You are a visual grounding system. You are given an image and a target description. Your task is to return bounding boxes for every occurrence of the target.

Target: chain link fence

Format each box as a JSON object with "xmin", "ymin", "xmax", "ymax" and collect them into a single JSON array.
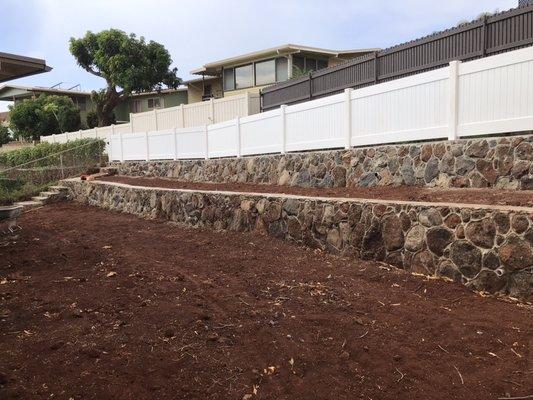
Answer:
[{"xmin": 0, "ymin": 139, "xmax": 105, "ymax": 205}]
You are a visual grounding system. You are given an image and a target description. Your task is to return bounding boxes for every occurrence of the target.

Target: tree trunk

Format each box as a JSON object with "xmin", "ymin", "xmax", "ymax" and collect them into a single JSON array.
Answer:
[{"xmin": 96, "ymin": 86, "xmax": 125, "ymax": 127}]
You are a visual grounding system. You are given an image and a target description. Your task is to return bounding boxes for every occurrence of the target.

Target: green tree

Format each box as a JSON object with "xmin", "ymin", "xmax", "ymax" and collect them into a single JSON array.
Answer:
[
  {"xmin": 0, "ymin": 125, "xmax": 10, "ymax": 146},
  {"xmin": 69, "ymin": 29, "xmax": 181, "ymax": 126},
  {"xmin": 9, "ymin": 95, "xmax": 81, "ymax": 141}
]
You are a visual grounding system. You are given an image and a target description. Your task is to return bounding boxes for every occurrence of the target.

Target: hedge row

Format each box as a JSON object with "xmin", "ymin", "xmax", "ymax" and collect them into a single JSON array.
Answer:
[{"xmin": 0, "ymin": 139, "xmax": 106, "ymax": 168}]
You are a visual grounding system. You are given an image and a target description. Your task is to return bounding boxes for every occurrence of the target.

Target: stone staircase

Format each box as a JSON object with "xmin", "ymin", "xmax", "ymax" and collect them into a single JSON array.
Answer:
[{"xmin": 13, "ymin": 185, "xmax": 69, "ymax": 211}]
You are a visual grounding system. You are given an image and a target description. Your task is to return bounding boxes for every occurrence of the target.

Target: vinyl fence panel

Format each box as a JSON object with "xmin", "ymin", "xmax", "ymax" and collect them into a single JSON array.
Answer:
[{"xmin": 239, "ymin": 109, "xmax": 283, "ymax": 156}]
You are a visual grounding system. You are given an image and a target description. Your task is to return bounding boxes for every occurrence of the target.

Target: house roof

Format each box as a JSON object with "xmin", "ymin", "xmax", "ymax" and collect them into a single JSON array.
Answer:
[
  {"xmin": 0, "ymin": 52, "xmax": 52, "ymax": 83},
  {"xmin": 190, "ymin": 44, "xmax": 380, "ymax": 75},
  {"xmin": 0, "ymin": 84, "xmax": 91, "ymax": 101},
  {"xmin": 0, "ymin": 84, "xmax": 187, "ymax": 102}
]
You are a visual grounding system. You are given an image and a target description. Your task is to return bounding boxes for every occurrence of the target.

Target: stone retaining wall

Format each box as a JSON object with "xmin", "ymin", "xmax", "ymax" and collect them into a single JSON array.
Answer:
[
  {"xmin": 64, "ymin": 179, "xmax": 533, "ymax": 301},
  {"xmin": 110, "ymin": 134, "xmax": 533, "ymax": 190}
]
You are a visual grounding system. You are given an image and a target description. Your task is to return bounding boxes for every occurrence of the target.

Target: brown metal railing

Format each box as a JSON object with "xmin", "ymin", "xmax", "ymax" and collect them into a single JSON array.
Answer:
[{"xmin": 261, "ymin": 4, "xmax": 533, "ymax": 110}]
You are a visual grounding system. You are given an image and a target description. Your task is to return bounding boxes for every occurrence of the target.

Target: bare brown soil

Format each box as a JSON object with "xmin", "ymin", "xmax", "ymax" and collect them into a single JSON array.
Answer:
[
  {"xmin": 0, "ymin": 203, "xmax": 532, "ymax": 400},
  {"xmin": 98, "ymin": 175, "xmax": 533, "ymax": 207}
]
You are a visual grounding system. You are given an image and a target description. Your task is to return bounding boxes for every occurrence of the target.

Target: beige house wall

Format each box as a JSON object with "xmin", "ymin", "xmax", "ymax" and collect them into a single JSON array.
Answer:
[{"xmin": 187, "ymin": 79, "xmax": 223, "ymax": 104}]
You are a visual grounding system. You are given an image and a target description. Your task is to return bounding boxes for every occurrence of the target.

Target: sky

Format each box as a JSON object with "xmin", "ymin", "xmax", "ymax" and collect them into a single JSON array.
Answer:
[{"xmin": 0, "ymin": 0, "xmax": 518, "ymax": 112}]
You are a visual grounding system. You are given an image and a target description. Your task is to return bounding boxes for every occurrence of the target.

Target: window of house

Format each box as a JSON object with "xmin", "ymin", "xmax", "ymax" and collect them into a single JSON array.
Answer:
[
  {"xmin": 291, "ymin": 56, "xmax": 329, "ymax": 75},
  {"xmin": 223, "ymin": 68, "xmax": 235, "ymax": 91},
  {"xmin": 147, "ymin": 98, "xmax": 162, "ymax": 109},
  {"xmin": 255, "ymin": 59, "xmax": 276, "ymax": 86},
  {"xmin": 293, "ymin": 55, "xmax": 305, "ymax": 72},
  {"xmin": 235, "ymin": 64, "xmax": 253, "ymax": 89},
  {"xmin": 130, "ymin": 100, "xmax": 142, "ymax": 113},
  {"xmin": 77, "ymin": 97, "xmax": 87, "ymax": 111},
  {"xmin": 275, "ymin": 57, "xmax": 288, "ymax": 82},
  {"xmin": 317, "ymin": 59, "xmax": 328, "ymax": 70}
]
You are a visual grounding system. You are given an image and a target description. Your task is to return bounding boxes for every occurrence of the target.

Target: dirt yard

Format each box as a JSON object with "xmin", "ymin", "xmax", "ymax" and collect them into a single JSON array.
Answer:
[
  {"xmin": 98, "ymin": 175, "xmax": 533, "ymax": 207},
  {"xmin": 0, "ymin": 203, "xmax": 531, "ymax": 400}
]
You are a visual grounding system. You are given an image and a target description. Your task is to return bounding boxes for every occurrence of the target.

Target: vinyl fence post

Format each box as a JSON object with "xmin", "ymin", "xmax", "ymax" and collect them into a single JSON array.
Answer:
[
  {"xmin": 111, "ymin": 124, "xmax": 115, "ymax": 143},
  {"xmin": 180, "ymin": 104, "xmax": 185, "ymax": 128},
  {"xmin": 210, "ymin": 98, "xmax": 215, "ymax": 124},
  {"xmin": 79, "ymin": 129, "xmax": 83, "ymax": 140},
  {"xmin": 173, "ymin": 127, "xmax": 178, "ymax": 161},
  {"xmin": 236, "ymin": 116, "xmax": 241, "ymax": 158},
  {"xmin": 65, "ymin": 131, "xmax": 69, "ymax": 142},
  {"xmin": 145, "ymin": 131, "xmax": 150, "ymax": 161},
  {"xmin": 245, "ymin": 91, "xmax": 250, "ymax": 116},
  {"xmin": 94, "ymin": 127, "xmax": 98, "ymax": 139},
  {"xmin": 153, "ymin": 109, "xmax": 158, "ymax": 131},
  {"xmin": 119, "ymin": 131, "xmax": 124, "ymax": 162},
  {"xmin": 129, "ymin": 114, "xmax": 134, "ymax": 133},
  {"xmin": 280, "ymin": 104, "xmax": 287, "ymax": 154},
  {"xmin": 448, "ymin": 60, "xmax": 460, "ymax": 141},
  {"xmin": 204, "ymin": 124, "xmax": 209, "ymax": 160},
  {"xmin": 52, "ymin": 134, "xmax": 56, "ymax": 143},
  {"xmin": 344, "ymin": 88, "xmax": 353, "ymax": 149}
]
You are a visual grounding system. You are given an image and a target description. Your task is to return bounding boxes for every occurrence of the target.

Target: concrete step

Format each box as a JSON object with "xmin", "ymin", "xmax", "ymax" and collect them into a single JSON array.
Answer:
[
  {"xmin": 40, "ymin": 191, "xmax": 60, "ymax": 197},
  {"xmin": 14, "ymin": 200, "xmax": 43, "ymax": 210},
  {"xmin": 31, "ymin": 196, "xmax": 50, "ymax": 203}
]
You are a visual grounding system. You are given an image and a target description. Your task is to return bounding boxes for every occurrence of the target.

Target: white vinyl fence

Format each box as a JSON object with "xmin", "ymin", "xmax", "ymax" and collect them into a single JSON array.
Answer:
[
  {"xmin": 48, "ymin": 46, "xmax": 533, "ymax": 162},
  {"xmin": 110, "ymin": 46, "xmax": 533, "ymax": 162},
  {"xmin": 42, "ymin": 92, "xmax": 260, "ymax": 144}
]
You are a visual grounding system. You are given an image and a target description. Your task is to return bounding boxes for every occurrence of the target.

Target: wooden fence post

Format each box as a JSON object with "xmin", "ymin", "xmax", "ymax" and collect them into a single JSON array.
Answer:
[
  {"xmin": 344, "ymin": 88, "xmax": 353, "ymax": 149},
  {"xmin": 308, "ymin": 73, "xmax": 313, "ymax": 100},
  {"xmin": 280, "ymin": 104, "xmax": 287, "ymax": 154},
  {"xmin": 448, "ymin": 60, "xmax": 460, "ymax": 141}
]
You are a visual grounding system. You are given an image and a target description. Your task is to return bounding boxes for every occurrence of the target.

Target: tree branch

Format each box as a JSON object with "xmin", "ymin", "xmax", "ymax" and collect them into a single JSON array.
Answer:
[{"xmin": 86, "ymin": 67, "xmax": 103, "ymax": 78}]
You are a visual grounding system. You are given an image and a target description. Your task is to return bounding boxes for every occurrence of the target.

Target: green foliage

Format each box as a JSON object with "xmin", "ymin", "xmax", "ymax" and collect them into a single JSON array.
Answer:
[
  {"xmin": 0, "ymin": 178, "xmax": 49, "ymax": 206},
  {"xmin": 69, "ymin": 29, "xmax": 181, "ymax": 125},
  {"xmin": 86, "ymin": 110, "xmax": 99, "ymax": 128},
  {"xmin": 0, "ymin": 125, "xmax": 10, "ymax": 146},
  {"xmin": 292, "ymin": 66, "xmax": 314, "ymax": 79},
  {"xmin": 0, "ymin": 138, "xmax": 105, "ymax": 168},
  {"xmin": 9, "ymin": 95, "xmax": 82, "ymax": 140}
]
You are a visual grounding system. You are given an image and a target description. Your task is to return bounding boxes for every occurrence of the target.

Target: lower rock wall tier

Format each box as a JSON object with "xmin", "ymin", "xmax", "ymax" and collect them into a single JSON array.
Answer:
[{"xmin": 64, "ymin": 179, "xmax": 533, "ymax": 302}]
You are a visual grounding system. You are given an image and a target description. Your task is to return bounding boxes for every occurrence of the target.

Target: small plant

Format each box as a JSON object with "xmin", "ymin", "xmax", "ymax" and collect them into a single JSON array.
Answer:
[{"xmin": 292, "ymin": 66, "xmax": 314, "ymax": 79}]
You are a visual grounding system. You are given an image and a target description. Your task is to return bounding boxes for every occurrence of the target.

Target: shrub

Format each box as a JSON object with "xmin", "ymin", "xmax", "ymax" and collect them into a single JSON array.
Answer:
[
  {"xmin": 0, "ymin": 125, "xmax": 10, "ymax": 146},
  {"xmin": 86, "ymin": 110, "xmax": 99, "ymax": 128},
  {"xmin": 9, "ymin": 94, "xmax": 82, "ymax": 141}
]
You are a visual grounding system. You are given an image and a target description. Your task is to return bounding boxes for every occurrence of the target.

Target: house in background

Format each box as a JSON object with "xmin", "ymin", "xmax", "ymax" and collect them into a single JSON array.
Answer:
[
  {"xmin": 0, "ymin": 84, "xmax": 188, "ymax": 125},
  {"xmin": 113, "ymin": 88, "xmax": 188, "ymax": 122},
  {"xmin": 186, "ymin": 44, "xmax": 379, "ymax": 102}
]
